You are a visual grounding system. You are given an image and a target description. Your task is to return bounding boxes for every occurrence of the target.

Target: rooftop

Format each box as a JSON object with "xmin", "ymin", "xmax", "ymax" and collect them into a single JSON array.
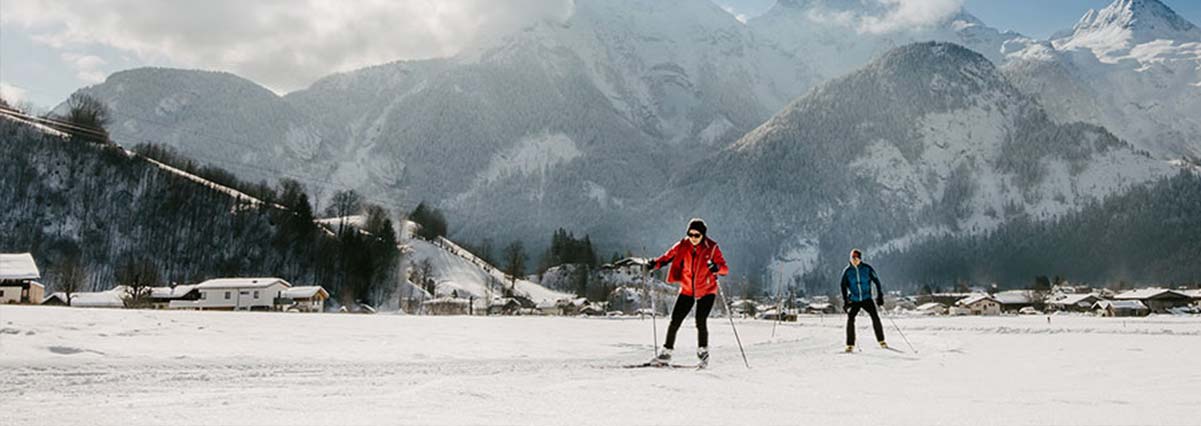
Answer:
[{"xmin": 0, "ymin": 253, "xmax": 40, "ymax": 281}]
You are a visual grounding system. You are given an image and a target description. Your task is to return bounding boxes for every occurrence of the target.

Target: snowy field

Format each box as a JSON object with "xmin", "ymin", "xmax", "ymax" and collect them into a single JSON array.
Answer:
[{"xmin": 1, "ymin": 306, "xmax": 1198, "ymax": 426}]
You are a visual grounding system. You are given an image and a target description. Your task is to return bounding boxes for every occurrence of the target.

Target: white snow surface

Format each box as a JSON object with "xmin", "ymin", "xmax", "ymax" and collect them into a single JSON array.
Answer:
[
  {"xmin": 1, "ymin": 306, "xmax": 1199, "ymax": 425},
  {"xmin": 405, "ymin": 236, "xmax": 571, "ymax": 305}
]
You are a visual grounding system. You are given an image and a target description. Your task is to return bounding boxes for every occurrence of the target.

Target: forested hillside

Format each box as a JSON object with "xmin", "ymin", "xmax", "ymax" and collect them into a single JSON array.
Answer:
[
  {"xmin": 0, "ymin": 119, "xmax": 399, "ymax": 307},
  {"xmin": 873, "ymin": 171, "xmax": 1201, "ymax": 290}
]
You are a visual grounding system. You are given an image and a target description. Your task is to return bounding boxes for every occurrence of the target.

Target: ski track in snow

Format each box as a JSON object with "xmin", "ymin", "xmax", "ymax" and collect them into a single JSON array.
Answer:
[{"xmin": 1, "ymin": 306, "xmax": 1198, "ymax": 426}]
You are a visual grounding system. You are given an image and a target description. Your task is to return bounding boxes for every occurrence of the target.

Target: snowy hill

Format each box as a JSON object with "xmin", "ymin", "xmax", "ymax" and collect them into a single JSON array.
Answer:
[
  {"xmin": 1003, "ymin": 0, "xmax": 1201, "ymax": 160},
  {"xmin": 401, "ymin": 222, "xmax": 571, "ymax": 305},
  {"xmin": 652, "ymin": 42, "xmax": 1178, "ymax": 285}
]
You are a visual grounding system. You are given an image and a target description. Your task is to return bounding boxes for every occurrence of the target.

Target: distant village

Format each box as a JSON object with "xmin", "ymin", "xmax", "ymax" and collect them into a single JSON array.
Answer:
[{"xmin": 4, "ymin": 252, "xmax": 1199, "ymax": 318}]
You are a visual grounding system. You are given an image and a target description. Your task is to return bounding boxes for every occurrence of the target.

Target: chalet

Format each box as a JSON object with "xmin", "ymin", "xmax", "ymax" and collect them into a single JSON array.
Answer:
[
  {"xmin": 279, "ymin": 286, "xmax": 329, "ymax": 312},
  {"xmin": 1113, "ymin": 289, "xmax": 1193, "ymax": 313},
  {"xmin": 0, "ymin": 253, "xmax": 44, "ymax": 305},
  {"xmin": 148, "ymin": 285, "xmax": 200, "ymax": 309},
  {"xmin": 954, "ymin": 294, "xmax": 1001, "ymax": 316},
  {"xmin": 1093, "ymin": 300, "xmax": 1149, "ymax": 317},
  {"xmin": 171, "ymin": 278, "xmax": 292, "ymax": 311},
  {"xmin": 993, "ymin": 290, "xmax": 1039, "ymax": 313},
  {"xmin": 1047, "ymin": 294, "xmax": 1103, "ymax": 312}
]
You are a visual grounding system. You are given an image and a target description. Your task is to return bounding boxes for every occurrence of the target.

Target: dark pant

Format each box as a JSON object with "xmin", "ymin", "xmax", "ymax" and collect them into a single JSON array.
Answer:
[
  {"xmin": 664, "ymin": 293, "xmax": 716, "ymax": 349},
  {"xmin": 846, "ymin": 300, "xmax": 885, "ymax": 346}
]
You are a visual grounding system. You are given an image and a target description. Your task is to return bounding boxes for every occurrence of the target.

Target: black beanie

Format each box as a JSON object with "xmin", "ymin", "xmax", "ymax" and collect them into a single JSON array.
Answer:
[{"xmin": 687, "ymin": 218, "xmax": 707, "ymax": 236}]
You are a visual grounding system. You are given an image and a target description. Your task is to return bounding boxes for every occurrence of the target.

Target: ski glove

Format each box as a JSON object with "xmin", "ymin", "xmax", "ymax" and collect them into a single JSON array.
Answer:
[
  {"xmin": 876, "ymin": 298, "xmax": 885, "ymax": 307},
  {"xmin": 644, "ymin": 260, "xmax": 658, "ymax": 271},
  {"xmin": 842, "ymin": 302, "xmax": 850, "ymax": 313},
  {"xmin": 707, "ymin": 260, "xmax": 720, "ymax": 273}
]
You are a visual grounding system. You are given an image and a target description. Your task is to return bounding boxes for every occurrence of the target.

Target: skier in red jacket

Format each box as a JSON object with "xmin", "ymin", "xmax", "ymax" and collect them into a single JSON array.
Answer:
[{"xmin": 645, "ymin": 218, "xmax": 729, "ymax": 367}]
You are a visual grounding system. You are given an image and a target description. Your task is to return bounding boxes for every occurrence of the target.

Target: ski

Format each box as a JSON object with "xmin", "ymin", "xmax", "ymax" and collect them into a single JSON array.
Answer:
[{"xmin": 622, "ymin": 362, "xmax": 701, "ymax": 369}]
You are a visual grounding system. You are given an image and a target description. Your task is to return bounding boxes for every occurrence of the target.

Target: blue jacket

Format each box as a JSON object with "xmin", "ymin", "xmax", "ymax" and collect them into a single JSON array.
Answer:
[{"xmin": 841, "ymin": 262, "xmax": 882, "ymax": 303}]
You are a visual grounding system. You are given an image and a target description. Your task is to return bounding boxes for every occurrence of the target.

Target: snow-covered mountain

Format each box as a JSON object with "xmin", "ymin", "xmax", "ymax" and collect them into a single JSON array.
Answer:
[
  {"xmin": 649, "ymin": 42, "xmax": 1177, "ymax": 283},
  {"xmin": 51, "ymin": 0, "xmax": 1197, "ymax": 286},
  {"xmin": 1003, "ymin": 0, "xmax": 1201, "ymax": 160}
]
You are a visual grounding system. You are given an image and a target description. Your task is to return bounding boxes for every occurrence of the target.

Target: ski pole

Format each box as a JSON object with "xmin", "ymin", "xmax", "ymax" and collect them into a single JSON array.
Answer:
[
  {"xmin": 882, "ymin": 307, "xmax": 917, "ymax": 354},
  {"xmin": 643, "ymin": 249, "xmax": 658, "ymax": 358},
  {"xmin": 716, "ymin": 277, "xmax": 750, "ymax": 369}
]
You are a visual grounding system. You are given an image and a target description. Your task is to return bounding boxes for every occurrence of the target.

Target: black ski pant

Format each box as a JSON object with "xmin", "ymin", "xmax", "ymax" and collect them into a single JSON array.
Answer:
[
  {"xmin": 664, "ymin": 293, "xmax": 716, "ymax": 350},
  {"xmin": 846, "ymin": 300, "xmax": 885, "ymax": 346}
]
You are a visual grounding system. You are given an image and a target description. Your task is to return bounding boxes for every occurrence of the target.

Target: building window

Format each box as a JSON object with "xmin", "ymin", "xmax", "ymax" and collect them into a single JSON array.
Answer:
[
  {"xmin": 225, "ymin": 291, "xmax": 231, "ymax": 300},
  {"xmin": 200, "ymin": 292, "xmax": 206, "ymax": 300},
  {"xmin": 0, "ymin": 290, "xmax": 4, "ymax": 297},
  {"xmin": 253, "ymin": 291, "xmax": 259, "ymax": 299}
]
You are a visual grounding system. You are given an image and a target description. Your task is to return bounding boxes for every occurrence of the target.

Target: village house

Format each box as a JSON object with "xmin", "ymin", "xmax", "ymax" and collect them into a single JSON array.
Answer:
[
  {"xmin": 954, "ymin": 294, "xmax": 1001, "ymax": 316},
  {"xmin": 148, "ymin": 285, "xmax": 201, "ymax": 309},
  {"xmin": 170, "ymin": 278, "xmax": 293, "ymax": 311},
  {"xmin": 1093, "ymin": 300, "xmax": 1150, "ymax": 317},
  {"xmin": 1113, "ymin": 289, "xmax": 1193, "ymax": 313},
  {"xmin": 42, "ymin": 287, "xmax": 127, "ymax": 308},
  {"xmin": 279, "ymin": 286, "xmax": 329, "ymax": 312},
  {"xmin": 0, "ymin": 253, "xmax": 44, "ymax": 305},
  {"xmin": 1047, "ymin": 293, "xmax": 1103, "ymax": 312},
  {"xmin": 993, "ymin": 290, "xmax": 1040, "ymax": 313}
]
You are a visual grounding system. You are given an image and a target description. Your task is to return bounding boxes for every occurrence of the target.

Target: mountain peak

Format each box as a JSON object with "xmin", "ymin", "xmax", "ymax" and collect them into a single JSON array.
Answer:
[{"xmin": 1059, "ymin": 0, "xmax": 1201, "ymax": 51}]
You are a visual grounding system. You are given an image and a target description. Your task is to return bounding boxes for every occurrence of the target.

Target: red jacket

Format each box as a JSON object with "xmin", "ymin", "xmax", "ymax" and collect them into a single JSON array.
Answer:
[{"xmin": 654, "ymin": 237, "xmax": 729, "ymax": 297}]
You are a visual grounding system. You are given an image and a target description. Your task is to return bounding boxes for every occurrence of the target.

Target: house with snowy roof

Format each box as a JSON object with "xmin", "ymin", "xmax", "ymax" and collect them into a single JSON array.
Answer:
[
  {"xmin": 42, "ymin": 287, "xmax": 126, "ymax": 308},
  {"xmin": 1093, "ymin": 300, "xmax": 1150, "ymax": 317},
  {"xmin": 1113, "ymin": 289, "xmax": 1192, "ymax": 313},
  {"xmin": 953, "ymin": 294, "xmax": 1001, "ymax": 316},
  {"xmin": 1047, "ymin": 293, "xmax": 1103, "ymax": 312},
  {"xmin": 279, "ymin": 286, "xmax": 329, "ymax": 312},
  {"xmin": 0, "ymin": 253, "xmax": 44, "ymax": 305},
  {"xmin": 169, "ymin": 278, "xmax": 293, "ymax": 311},
  {"xmin": 148, "ymin": 285, "xmax": 201, "ymax": 309},
  {"xmin": 993, "ymin": 290, "xmax": 1040, "ymax": 313}
]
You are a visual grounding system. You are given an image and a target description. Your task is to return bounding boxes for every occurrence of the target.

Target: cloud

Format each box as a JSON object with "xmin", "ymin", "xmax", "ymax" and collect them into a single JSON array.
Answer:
[
  {"xmin": 0, "ymin": 81, "xmax": 28, "ymax": 104},
  {"xmin": 61, "ymin": 52, "xmax": 109, "ymax": 83},
  {"xmin": 806, "ymin": 0, "xmax": 964, "ymax": 34},
  {"xmin": 2, "ymin": 0, "xmax": 575, "ymax": 93}
]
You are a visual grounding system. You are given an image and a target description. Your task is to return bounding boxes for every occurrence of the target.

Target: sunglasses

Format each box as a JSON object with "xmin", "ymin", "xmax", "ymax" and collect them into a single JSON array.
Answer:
[{"xmin": 687, "ymin": 232, "xmax": 702, "ymax": 238}]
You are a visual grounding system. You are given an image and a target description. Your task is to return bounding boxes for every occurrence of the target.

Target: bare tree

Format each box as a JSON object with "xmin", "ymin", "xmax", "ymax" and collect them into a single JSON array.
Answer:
[
  {"xmin": 325, "ymin": 190, "xmax": 364, "ymax": 236},
  {"xmin": 502, "ymin": 241, "xmax": 527, "ymax": 293},
  {"xmin": 57, "ymin": 256, "xmax": 87, "ymax": 306},
  {"xmin": 62, "ymin": 93, "xmax": 111, "ymax": 143},
  {"xmin": 115, "ymin": 257, "xmax": 160, "ymax": 308}
]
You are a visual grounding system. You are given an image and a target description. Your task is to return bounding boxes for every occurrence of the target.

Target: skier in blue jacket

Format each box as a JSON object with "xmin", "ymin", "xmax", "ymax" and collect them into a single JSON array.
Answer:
[{"xmin": 840, "ymin": 249, "xmax": 887, "ymax": 352}]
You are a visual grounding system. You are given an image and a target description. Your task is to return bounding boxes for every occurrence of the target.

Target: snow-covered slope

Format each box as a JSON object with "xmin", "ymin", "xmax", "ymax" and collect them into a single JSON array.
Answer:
[
  {"xmin": 401, "ymin": 222, "xmax": 571, "ymax": 305},
  {"xmin": 1003, "ymin": 0, "xmax": 1201, "ymax": 160}
]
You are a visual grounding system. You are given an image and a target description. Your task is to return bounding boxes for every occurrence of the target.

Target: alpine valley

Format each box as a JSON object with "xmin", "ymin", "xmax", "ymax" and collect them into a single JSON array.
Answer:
[{"xmin": 46, "ymin": 0, "xmax": 1201, "ymax": 291}]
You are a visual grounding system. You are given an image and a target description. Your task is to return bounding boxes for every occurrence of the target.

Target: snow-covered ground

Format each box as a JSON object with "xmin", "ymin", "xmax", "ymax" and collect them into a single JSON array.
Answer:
[{"xmin": 2, "ymin": 306, "xmax": 1198, "ymax": 426}]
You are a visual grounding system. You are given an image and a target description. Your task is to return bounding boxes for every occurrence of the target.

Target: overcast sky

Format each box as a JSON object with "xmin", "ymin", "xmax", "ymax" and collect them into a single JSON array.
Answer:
[{"xmin": 2, "ymin": 0, "xmax": 1199, "ymax": 110}]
